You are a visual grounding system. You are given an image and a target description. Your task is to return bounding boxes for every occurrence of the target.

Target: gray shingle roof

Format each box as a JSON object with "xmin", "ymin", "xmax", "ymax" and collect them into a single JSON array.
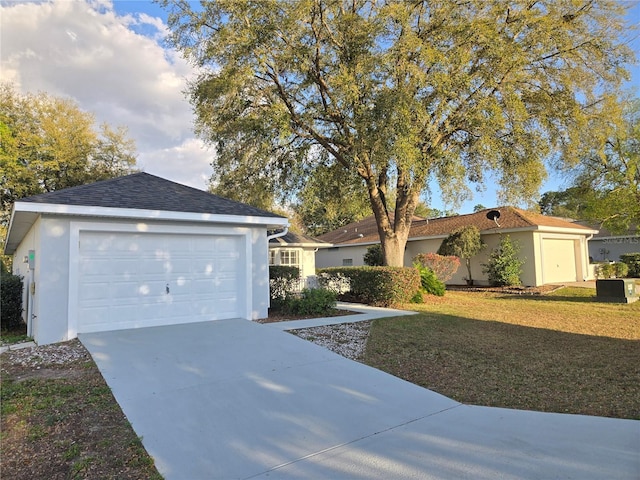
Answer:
[
  {"xmin": 18, "ymin": 172, "xmax": 284, "ymax": 218},
  {"xmin": 269, "ymin": 231, "xmax": 329, "ymax": 246}
]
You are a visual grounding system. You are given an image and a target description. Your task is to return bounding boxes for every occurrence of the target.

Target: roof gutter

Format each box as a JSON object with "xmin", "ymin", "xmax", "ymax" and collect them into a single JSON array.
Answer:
[{"xmin": 267, "ymin": 227, "xmax": 289, "ymax": 241}]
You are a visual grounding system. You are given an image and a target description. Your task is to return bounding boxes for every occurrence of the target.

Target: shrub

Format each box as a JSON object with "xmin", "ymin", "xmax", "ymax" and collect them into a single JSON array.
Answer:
[
  {"xmin": 287, "ymin": 288, "xmax": 337, "ymax": 315},
  {"xmin": 620, "ymin": 253, "xmax": 640, "ymax": 277},
  {"xmin": 482, "ymin": 235, "xmax": 525, "ymax": 286},
  {"xmin": 415, "ymin": 264, "xmax": 445, "ymax": 296},
  {"xmin": 595, "ymin": 263, "xmax": 614, "ymax": 279},
  {"xmin": 318, "ymin": 266, "xmax": 421, "ymax": 307},
  {"xmin": 438, "ymin": 226, "xmax": 485, "ymax": 284},
  {"xmin": 614, "ymin": 262, "xmax": 629, "ymax": 278},
  {"xmin": 363, "ymin": 244, "xmax": 384, "ymax": 266},
  {"xmin": 269, "ymin": 265, "xmax": 300, "ymax": 309},
  {"xmin": 1, "ymin": 271, "xmax": 24, "ymax": 331},
  {"xmin": 413, "ymin": 252, "xmax": 460, "ymax": 282},
  {"xmin": 595, "ymin": 262, "xmax": 630, "ymax": 279}
]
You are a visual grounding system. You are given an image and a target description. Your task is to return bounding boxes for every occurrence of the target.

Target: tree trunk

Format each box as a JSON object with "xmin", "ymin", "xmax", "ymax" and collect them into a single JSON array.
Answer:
[
  {"xmin": 359, "ymin": 163, "xmax": 419, "ymax": 267},
  {"xmin": 381, "ymin": 233, "xmax": 408, "ymax": 267},
  {"xmin": 465, "ymin": 258, "xmax": 473, "ymax": 283}
]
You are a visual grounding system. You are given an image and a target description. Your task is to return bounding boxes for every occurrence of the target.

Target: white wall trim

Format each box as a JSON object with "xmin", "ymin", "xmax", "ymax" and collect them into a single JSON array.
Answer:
[
  {"xmin": 14, "ymin": 201, "xmax": 288, "ymax": 228},
  {"xmin": 67, "ymin": 220, "xmax": 254, "ymax": 339}
]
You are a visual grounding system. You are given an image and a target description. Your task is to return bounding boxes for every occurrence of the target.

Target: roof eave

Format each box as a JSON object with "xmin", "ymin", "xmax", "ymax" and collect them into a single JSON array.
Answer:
[{"xmin": 4, "ymin": 202, "xmax": 289, "ymax": 255}]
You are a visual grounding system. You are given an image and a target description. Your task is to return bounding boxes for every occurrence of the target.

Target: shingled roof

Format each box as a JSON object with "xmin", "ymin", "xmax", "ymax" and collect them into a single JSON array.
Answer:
[
  {"xmin": 318, "ymin": 207, "xmax": 597, "ymax": 246},
  {"xmin": 18, "ymin": 172, "xmax": 284, "ymax": 218},
  {"xmin": 269, "ymin": 231, "xmax": 329, "ymax": 246}
]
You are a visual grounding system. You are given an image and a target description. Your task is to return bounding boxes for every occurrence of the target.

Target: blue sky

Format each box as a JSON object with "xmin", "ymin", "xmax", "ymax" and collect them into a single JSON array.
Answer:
[{"xmin": 2, "ymin": 0, "xmax": 639, "ymax": 215}]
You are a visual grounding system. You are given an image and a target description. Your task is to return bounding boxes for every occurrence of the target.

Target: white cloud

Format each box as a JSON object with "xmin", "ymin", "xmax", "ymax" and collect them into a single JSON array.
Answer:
[
  {"xmin": 0, "ymin": 0, "xmax": 210, "ymax": 190},
  {"xmin": 138, "ymin": 138, "xmax": 214, "ymax": 191}
]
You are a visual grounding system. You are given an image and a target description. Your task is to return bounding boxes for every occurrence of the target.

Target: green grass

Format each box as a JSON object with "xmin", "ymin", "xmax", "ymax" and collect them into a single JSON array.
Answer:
[
  {"xmin": 363, "ymin": 287, "xmax": 639, "ymax": 419},
  {"xmin": 1, "ymin": 340, "xmax": 163, "ymax": 479}
]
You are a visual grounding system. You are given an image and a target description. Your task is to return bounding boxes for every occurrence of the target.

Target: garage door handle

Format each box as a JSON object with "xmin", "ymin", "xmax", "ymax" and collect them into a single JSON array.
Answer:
[{"xmin": 166, "ymin": 284, "xmax": 170, "ymax": 294}]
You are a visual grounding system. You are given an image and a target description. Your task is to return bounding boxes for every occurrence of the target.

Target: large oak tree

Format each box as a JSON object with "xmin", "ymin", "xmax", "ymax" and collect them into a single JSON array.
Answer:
[{"xmin": 161, "ymin": 0, "xmax": 633, "ymax": 265}]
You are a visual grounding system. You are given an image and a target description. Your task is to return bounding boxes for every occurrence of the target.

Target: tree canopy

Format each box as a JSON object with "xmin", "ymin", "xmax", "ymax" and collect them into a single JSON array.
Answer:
[
  {"xmin": 162, "ymin": 0, "xmax": 633, "ymax": 265},
  {"xmin": 0, "ymin": 84, "xmax": 138, "ymax": 223},
  {"xmin": 540, "ymin": 98, "xmax": 640, "ymax": 234}
]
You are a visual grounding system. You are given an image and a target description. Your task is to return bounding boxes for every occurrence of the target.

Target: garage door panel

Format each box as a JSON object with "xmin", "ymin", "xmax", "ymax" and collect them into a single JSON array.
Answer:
[
  {"xmin": 542, "ymin": 239, "xmax": 577, "ymax": 284},
  {"xmin": 77, "ymin": 232, "xmax": 243, "ymax": 333}
]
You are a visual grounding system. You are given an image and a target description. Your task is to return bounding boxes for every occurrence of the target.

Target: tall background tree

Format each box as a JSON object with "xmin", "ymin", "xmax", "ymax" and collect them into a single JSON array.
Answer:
[
  {"xmin": 539, "ymin": 98, "xmax": 640, "ymax": 233},
  {"xmin": 162, "ymin": 0, "xmax": 633, "ymax": 265},
  {"xmin": 0, "ymin": 84, "xmax": 138, "ymax": 230}
]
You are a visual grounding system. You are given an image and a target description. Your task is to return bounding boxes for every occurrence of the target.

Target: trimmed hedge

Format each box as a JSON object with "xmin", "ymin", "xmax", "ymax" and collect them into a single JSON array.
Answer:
[
  {"xmin": 1, "ymin": 271, "xmax": 24, "ymax": 331},
  {"xmin": 620, "ymin": 253, "xmax": 640, "ymax": 278},
  {"xmin": 318, "ymin": 266, "xmax": 421, "ymax": 307}
]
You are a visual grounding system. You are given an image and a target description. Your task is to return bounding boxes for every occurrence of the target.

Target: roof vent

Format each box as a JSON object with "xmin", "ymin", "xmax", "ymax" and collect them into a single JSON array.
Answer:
[
  {"xmin": 358, "ymin": 234, "xmax": 364, "ymax": 238},
  {"xmin": 486, "ymin": 209, "xmax": 501, "ymax": 227}
]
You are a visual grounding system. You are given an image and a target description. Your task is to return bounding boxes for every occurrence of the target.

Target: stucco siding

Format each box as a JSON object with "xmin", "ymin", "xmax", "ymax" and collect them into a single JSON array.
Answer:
[
  {"xmin": 588, "ymin": 236, "xmax": 640, "ymax": 262},
  {"xmin": 12, "ymin": 215, "xmax": 271, "ymax": 344},
  {"xmin": 316, "ymin": 245, "xmax": 370, "ymax": 268},
  {"xmin": 250, "ymin": 229, "xmax": 269, "ymax": 320}
]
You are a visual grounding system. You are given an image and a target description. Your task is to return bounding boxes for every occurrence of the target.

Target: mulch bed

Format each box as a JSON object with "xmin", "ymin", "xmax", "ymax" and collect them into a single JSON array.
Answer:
[{"xmin": 255, "ymin": 308, "xmax": 359, "ymax": 324}]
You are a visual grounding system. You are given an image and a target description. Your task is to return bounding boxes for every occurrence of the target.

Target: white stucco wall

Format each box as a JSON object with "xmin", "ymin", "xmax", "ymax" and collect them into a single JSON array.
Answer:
[
  {"xmin": 12, "ymin": 215, "xmax": 271, "ymax": 345},
  {"xmin": 314, "ymin": 230, "xmax": 591, "ymax": 287},
  {"xmin": 315, "ymin": 245, "xmax": 370, "ymax": 268},
  {"xmin": 588, "ymin": 236, "xmax": 640, "ymax": 262}
]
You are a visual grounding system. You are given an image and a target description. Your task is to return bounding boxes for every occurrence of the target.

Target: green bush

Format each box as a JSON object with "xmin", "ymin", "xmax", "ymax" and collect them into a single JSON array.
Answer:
[
  {"xmin": 415, "ymin": 264, "xmax": 446, "ymax": 296},
  {"xmin": 614, "ymin": 262, "xmax": 629, "ymax": 278},
  {"xmin": 318, "ymin": 266, "xmax": 421, "ymax": 307},
  {"xmin": 1, "ymin": 271, "xmax": 24, "ymax": 331},
  {"xmin": 363, "ymin": 244, "xmax": 384, "ymax": 266},
  {"xmin": 269, "ymin": 265, "xmax": 300, "ymax": 309},
  {"xmin": 482, "ymin": 235, "xmax": 524, "ymax": 286},
  {"xmin": 413, "ymin": 252, "xmax": 460, "ymax": 282},
  {"xmin": 595, "ymin": 262, "xmax": 629, "ymax": 279},
  {"xmin": 287, "ymin": 288, "xmax": 337, "ymax": 315},
  {"xmin": 620, "ymin": 253, "xmax": 640, "ymax": 277}
]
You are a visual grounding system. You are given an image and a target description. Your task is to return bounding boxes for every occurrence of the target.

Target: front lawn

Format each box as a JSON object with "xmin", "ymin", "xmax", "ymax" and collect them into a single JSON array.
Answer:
[
  {"xmin": 1, "ymin": 340, "xmax": 162, "ymax": 479},
  {"xmin": 363, "ymin": 287, "xmax": 640, "ymax": 419}
]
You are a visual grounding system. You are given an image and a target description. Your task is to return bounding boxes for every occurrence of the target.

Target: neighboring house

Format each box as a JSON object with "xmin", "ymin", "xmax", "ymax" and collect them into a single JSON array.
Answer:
[
  {"xmin": 3, "ymin": 173, "xmax": 288, "ymax": 345},
  {"xmin": 316, "ymin": 207, "xmax": 598, "ymax": 287},
  {"xmin": 268, "ymin": 231, "xmax": 329, "ymax": 288},
  {"xmin": 573, "ymin": 222, "xmax": 640, "ymax": 262}
]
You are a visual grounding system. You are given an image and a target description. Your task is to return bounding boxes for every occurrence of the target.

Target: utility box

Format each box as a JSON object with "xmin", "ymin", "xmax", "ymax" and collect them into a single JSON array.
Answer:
[{"xmin": 596, "ymin": 279, "xmax": 639, "ymax": 304}]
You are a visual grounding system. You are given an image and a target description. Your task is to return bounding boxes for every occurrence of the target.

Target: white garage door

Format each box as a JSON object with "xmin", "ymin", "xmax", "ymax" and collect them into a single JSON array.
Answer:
[
  {"xmin": 77, "ymin": 232, "xmax": 243, "ymax": 333},
  {"xmin": 542, "ymin": 238, "xmax": 577, "ymax": 284}
]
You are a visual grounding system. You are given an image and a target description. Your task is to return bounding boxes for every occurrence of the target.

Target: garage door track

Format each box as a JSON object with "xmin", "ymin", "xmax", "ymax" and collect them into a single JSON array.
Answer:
[{"xmin": 80, "ymin": 319, "xmax": 639, "ymax": 480}]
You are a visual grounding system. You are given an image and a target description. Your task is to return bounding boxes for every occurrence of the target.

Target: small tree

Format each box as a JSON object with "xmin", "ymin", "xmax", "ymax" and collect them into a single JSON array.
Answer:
[
  {"xmin": 437, "ymin": 226, "xmax": 485, "ymax": 285},
  {"xmin": 364, "ymin": 244, "xmax": 384, "ymax": 266},
  {"xmin": 482, "ymin": 235, "xmax": 525, "ymax": 286}
]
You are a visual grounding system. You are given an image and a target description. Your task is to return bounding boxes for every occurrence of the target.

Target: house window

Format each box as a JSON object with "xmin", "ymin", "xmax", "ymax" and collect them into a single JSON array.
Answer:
[
  {"xmin": 342, "ymin": 258, "xmax": 353, "ymax": 266},
  {"xmin": 269, "ymin": 249, "xmax": 276, "ymax": 266},
  {"xmin": 280, "ymin": 249, "xmax": 300, "ymax": 268}
]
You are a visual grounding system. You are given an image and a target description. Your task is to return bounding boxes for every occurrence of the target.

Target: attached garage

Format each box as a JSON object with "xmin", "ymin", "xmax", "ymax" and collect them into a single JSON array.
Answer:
[{"xmin": 4, "ymin": 173, "xmax": 288, "ymax": 345}]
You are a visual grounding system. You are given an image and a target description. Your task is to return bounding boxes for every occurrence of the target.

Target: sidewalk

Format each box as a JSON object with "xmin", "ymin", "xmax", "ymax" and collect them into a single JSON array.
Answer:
[{"xmin": 265, "ymin": 301, "xmax": 418, "ymax": 331}]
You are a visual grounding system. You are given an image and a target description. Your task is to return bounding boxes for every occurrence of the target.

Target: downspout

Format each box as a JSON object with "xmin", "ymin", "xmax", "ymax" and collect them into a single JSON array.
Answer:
[
  {"xmin": 585, "ymin": 233, "xmax": 594, "ymax": 281},
  {"xmin": 267, "ymin": 227, "xmax": 288, "ymax": 242}
]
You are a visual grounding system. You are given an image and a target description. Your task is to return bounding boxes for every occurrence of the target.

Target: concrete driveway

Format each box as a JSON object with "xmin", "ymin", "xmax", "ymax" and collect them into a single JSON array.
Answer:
[{"xmin": 80, "ymin": 319, "xmax": 639, "ymax": 480}]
